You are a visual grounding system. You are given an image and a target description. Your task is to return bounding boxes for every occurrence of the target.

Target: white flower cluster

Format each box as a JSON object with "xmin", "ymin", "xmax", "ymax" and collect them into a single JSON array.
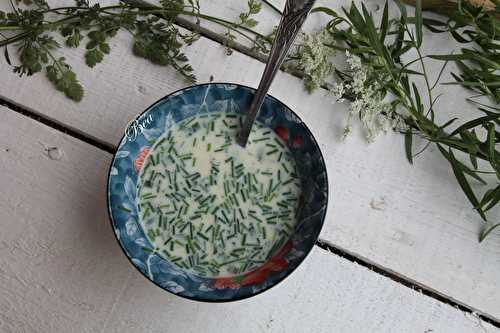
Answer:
[
  {"xmin": 332, "ymin": 51, "xmax": 404, "ymax": 142},
  {"xmin": 296, "ymin": 31, "xmax": 335, "ymax": 92}
]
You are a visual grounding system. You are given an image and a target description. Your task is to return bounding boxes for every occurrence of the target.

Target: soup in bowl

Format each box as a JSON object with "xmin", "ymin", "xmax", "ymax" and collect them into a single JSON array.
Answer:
[{"xmin": 107, "ymin": 83, "xmax": 328, "ymax": 301}]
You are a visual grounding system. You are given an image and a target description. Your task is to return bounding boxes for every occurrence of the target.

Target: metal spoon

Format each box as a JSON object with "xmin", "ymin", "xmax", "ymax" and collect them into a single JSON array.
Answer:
[{"xmin": 236, "ymin": 0, "xmax": 316, "ymax": 147}]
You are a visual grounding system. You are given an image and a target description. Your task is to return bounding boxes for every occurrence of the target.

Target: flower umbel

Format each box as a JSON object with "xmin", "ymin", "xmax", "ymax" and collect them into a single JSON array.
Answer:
[
  {"xmin": 295, "ymin": 31, "xmax": 335, "ymax": 93},
  {"xmin": 333, "ymin": 52, "xmax": 403, "ymax": 142}
]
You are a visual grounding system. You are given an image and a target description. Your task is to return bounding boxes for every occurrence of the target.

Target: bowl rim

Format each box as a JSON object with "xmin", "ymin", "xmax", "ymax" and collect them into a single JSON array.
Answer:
[{"xmin": 106, "ymin": 82, "xmax": 329, "ymax": 303}]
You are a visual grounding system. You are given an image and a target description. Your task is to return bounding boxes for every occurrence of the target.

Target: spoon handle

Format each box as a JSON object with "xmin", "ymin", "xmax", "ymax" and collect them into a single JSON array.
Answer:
[{"xmin": 237, "ymin": 0, "xmax": 316, "ymax": 147}]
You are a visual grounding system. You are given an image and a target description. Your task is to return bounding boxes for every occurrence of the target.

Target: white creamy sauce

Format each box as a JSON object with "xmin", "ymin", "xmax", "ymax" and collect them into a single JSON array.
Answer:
[{"xmin": 137, "ymin": 112, "xmax": 301, "ymax": 277}]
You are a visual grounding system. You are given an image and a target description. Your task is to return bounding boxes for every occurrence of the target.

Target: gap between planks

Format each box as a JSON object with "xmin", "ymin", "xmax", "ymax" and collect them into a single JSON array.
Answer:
[
  {"xmin": 1, "ymin": 97, "xmax": 499, "ymax": 329},
  {"xmin": 0, "ymin": 97, "xmax": 115, "ymax": 154}
]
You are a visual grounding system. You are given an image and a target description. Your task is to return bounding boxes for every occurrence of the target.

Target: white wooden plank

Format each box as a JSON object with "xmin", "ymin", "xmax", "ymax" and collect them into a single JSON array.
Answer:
[
  {"xmin": 0, "ymin": 107, "xmax": 497, "ymax": 332},
  {"xmin": 191, "ymin": 0, "xmax": 386, "ymax": 48},
  {"xmin": 0, "ymin": 107, "xmax": 121, "ymax": 332},
  {"xmin": 102, "ymin": 247, "xmax": 497, "ymax": 333},
  {"xmin": 195, "ymin": 0, "xmax": 338, "ymax": 37},
  {"xmin": 0, "ymin": 1, "xmax": 499, "ymax": 321}
]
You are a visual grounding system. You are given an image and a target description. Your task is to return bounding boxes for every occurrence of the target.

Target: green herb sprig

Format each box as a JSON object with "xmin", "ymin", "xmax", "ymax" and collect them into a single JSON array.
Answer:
[
  {"xmin": 422, "ymin": 0, "xmax": 500, "ymax": 103},
  {"xmin": 238, "ymin": 0, "xmax": 261, "ymax": 28},
  {"xmin": 312, "ymin": 1, "xmax": 500, "ymax": 240},
  {"xmin": 0, "ymin": 0, "xmax": 268, "ymax": 101}
]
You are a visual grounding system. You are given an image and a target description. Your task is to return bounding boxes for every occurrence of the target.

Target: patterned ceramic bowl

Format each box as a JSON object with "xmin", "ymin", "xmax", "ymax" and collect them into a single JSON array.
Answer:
[{"xmin": 107, "ymin": 83, "xmax": 328, "ymax": 301}]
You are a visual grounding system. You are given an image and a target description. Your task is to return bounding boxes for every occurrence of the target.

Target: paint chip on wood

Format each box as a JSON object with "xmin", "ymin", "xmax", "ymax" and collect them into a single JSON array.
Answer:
[
  {"xmin": 137, "ymin": 85, "xmax": 147, "ymax": 94},
  {"xmin": 370, "ymin": 197, "xmax": 386, "ymax": 211},
  {"xmin": 40, "ymin": 143, "xmax": 64, "ymax": 160}
]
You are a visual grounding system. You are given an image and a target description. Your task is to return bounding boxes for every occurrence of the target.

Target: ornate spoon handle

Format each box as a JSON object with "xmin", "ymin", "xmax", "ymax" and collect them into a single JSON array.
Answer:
[{"xmin": 237, "ymin": 0, "xmax": 316, "ymax": 147}]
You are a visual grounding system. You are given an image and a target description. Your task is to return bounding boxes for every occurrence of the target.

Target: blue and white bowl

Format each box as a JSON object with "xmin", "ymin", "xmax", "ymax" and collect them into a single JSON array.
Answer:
[{"xmin": 107, "ymin": 83, "xmax": 328, "ymax": 301}]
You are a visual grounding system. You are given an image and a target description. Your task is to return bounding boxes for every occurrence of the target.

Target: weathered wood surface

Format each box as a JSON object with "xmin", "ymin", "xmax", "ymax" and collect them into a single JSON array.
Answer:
[
  {"xmin": 0, "ymin": 106, "xmax": 497, "ymax": 332},
  {"xmin": 0, "ymin": 0, "xmax": 499, "ymax": 323}
]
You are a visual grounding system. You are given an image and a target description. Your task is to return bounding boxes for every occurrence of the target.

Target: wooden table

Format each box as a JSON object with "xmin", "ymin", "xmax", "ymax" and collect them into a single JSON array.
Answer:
[{"xmin": 1, "ymin": 0, "xmax": 499, "ymax": 332}]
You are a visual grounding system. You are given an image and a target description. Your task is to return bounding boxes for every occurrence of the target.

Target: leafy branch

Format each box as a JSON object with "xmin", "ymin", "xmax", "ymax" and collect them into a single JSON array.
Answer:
[
  {"xmin": 238, "ymin": 0, "xmax": 261, "ymax": 28},
  {"xmin": 0, "ymin": 0, "xmax": 269, "ymax": 101},
  {"xmin": 311, "ymin": 0, "xmax": 500, "ymax": 240},
  {"xmin": 423, "ymin": 0, "xmax": 500, "ymax": 103}
]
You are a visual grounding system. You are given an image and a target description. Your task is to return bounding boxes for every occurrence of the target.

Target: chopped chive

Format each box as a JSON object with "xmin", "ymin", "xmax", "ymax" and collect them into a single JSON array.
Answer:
[
  {"xmin": 184, "ymin": 118, "xmax": 195, "ymax": 126},
  {"xmin": 274, "ymin": 138, "xmax": 285, "ymax": 147},
  {"xmin": 158, "ymin": 215, "xmax": 163, "ymax": 228},
  {"xmin": 277, "ymin": 202, "xmax": 288, "ymax": 209},
  {"xmin": 178, "ymin": 223, "xmax": 188, "ymax": 234},
  {"xmin": 119, "ymin": 205, "xmax": 132, "ymax": 213},
  {"xmin": 197, "ymin": 232, "xmax": 209, "ymax": 241},
  {"xmin": 199, "ymin": 195, "xmax": 211, "ymax": 205},
  {"xmin": 266, "ymin": 149, "xmax": 279, "ymax": 155},
  {"xmin": 232, "ymin": 193, "xmax": 240, "ymax": 206},
  {"xmin": 240, "ymin": 189, "xmax": 246, "ymax": 202},
  {"xmin": 248, "ymin": 213, "xmax": 262, "ymax": 223}
]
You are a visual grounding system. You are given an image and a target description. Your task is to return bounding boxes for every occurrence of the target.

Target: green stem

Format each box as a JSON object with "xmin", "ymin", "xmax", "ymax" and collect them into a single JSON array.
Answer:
[
  {"xmin": 137, "ymin": 9, "xmax": 269, "ymax": 49},
  {"xmin": 0, "ymin": 6, "xmax": 166, "ymax": 47},
  {"xmin": 0, "ymin": 32, "xmax": 29, "ymax": 47},
  {"xmin": 405, "ymin": 27, "xmax": 435, "ymax": 119},
  {"xmin": 415, "ymin": 46, "xmax": 434, "ymax": 118},
  {"xmin": 119, "ymin": 1, "xmax": 269, "ymax": 40},
  {"xmin": 0, "ymin": 26, "xmax": 23, "ymax": 31},
  {"xmin": 0, "ymin": 3, "xmax": 270, "ymax": 51},
  {"xmin": 42, "ymin": 5, "xmax": 124, "ymax": 14},
  {"xmin": 396, "ymin": 56, "xmax": 428, "ymax": 82},
  {"xmin": 0, "ymin": 18, "xmax": 107, "ymax": 47},
  {"xmin": 179, "ymin": 10, "xmax": 269, "ymax": 41},
  {"xmin": 38, "ymin": 42, "xmax": 65, "ymax": 75}
]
